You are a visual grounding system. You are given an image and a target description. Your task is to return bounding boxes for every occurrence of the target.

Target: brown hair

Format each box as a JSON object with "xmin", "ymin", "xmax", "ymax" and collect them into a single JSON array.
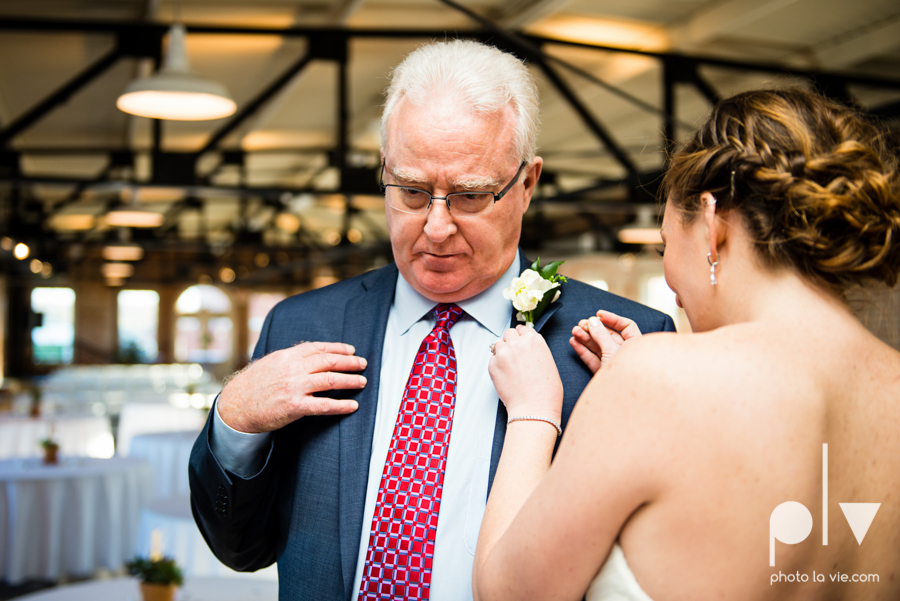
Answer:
[{"xmin": 662, "ymin": 88, "xmax": 900, "ymax": 293}]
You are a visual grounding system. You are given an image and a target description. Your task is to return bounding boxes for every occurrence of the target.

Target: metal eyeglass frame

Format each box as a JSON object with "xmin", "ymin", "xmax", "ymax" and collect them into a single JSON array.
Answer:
[{"xmin": 379, "ymin": 160, "xmax": 528, "ymax": 216}]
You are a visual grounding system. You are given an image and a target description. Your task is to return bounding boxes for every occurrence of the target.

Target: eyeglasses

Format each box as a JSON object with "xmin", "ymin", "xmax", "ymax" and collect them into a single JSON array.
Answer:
[{"xmin": 380, "ymin": 161, "xmax": 527, "ymax": 217}]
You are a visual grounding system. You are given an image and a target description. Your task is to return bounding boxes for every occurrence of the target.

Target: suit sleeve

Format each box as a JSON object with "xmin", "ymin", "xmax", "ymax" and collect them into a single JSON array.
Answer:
[{"xmin": 188, "ymin": 308, "xmax": 282, "ymax": 572}]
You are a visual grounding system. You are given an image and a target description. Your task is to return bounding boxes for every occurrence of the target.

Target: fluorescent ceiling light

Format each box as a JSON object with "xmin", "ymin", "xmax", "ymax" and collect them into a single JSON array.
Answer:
[
  {"xmin": 116, "ymin": 24, "xmax": 237, "ymax": 121},
  {"xmin": 618, "ymin": 205, "xmax": 662, "ymax": 245},
  {"xmin": 105, "ymin": 210, "xmax": 164, "ymax": 228},
  {"xmin": 102, "ymin": 244, "xmax": 144, "ymax": 261}
]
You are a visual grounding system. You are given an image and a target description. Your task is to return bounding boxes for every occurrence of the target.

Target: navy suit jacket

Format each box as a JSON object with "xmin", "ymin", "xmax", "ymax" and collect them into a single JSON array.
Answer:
[{"xmin": 189, "ymin": 252, "xmax": 676, "ymax": 600}]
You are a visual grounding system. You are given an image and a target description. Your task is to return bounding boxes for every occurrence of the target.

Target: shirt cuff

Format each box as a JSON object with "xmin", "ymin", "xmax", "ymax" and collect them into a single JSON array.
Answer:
[{"xmin": 210, "ymin": 400, "xmax": 272, "ymax": 478}]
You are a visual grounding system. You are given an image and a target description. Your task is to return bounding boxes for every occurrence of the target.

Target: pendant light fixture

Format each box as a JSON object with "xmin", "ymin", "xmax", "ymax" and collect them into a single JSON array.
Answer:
[
  {"xmin": 617, "ymin": 205, "xmax": 662, "ymax": 245},
  {"xmin": 103, "ymin": 228, "xmax": 145, "ymax": 261},
  {"xmin": 116, "ymin": 21, "xmax": 236, "ymax": 121},
  {"xmin": 105, "ymin": 187, "xmax": 165, "ymax": 228}
]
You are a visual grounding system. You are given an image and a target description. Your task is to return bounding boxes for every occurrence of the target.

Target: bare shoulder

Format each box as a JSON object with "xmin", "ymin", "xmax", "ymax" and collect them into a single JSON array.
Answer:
[{"xmin": 568, "ymin": 326, "xmax": 796, "ymax": 455}]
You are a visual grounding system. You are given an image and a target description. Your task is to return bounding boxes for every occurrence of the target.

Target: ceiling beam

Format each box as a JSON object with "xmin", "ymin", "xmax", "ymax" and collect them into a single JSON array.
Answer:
[
  {"xmin": 497, "ymin": 0, "xmax": 573, "ymax": 30},
  {"xmin": 324, "ymin": 0, "xmax": 366, "ymax": 25},
  {"xmin": 668, "ymin": 0, "xmax": 802, "ymax": 49},
  {"xmin": 815, "ymin": 15, "xmax": 900, "ymax": 69}
]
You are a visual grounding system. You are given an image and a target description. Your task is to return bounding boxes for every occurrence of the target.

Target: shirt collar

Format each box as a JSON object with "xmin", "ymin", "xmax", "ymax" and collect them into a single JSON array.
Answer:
[{"xmin": 393, "ymin": 255, "xmax": 521, "ymax": 337}]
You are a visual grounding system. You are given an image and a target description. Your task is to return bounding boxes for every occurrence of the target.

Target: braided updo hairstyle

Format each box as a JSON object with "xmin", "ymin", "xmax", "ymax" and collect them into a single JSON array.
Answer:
[{"xmin": 662, "ymin": 88, "xmax": 900, "ymax": 294}]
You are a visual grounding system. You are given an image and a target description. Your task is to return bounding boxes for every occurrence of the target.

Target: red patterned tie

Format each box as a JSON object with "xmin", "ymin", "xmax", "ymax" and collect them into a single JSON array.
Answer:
[{"xmin": 358, "ymin": 303, "xmax": 465, "ymax": 600}]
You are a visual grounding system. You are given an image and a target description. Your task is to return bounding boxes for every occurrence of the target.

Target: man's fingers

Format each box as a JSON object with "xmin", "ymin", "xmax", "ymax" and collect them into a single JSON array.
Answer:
[
  {"xmin": 303, "ymin": 372, "xmax": 368, "ymax": 394},
  {"xmin": 295, "ymin": 397, "xmax": 360, "ymax": 417},
  {"xmin": 304, "ymin": 352, "xmax": 367, "ymax": 375},
  {"xmin": 294, "ymin": 341, "xmax": 357, "ymax": 359},
  {"xmin": 596, "ymin": 311, "xmax": 642, "ymax": 340}
]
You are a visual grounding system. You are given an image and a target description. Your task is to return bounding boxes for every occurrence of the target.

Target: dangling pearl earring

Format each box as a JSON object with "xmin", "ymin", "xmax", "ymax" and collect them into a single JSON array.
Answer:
[{"xmin": 707, "ymin": 253, "xmax": 719, "ymax": 286}]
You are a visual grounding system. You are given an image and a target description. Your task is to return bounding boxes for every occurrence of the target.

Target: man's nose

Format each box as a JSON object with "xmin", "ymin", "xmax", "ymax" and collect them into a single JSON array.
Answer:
[{"xmin": 423, "ymin": 199, "xmax": 458, "ymax": 242}]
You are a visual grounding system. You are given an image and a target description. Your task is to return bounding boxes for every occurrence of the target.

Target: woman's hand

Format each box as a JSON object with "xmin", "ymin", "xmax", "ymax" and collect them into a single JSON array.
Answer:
[
  {"xmin": 489, "ymin": 325, "xmax": 563, "ymax": 421},
  {"xmin": 570, "ymin": 310, "xmax": 643, "ymax": 374}
]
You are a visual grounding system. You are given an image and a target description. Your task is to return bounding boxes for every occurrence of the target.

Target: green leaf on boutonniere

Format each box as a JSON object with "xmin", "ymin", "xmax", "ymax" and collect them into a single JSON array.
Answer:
[{"xmin": 538, "ymin": 260, "xmax": 565, "ymax": 280}]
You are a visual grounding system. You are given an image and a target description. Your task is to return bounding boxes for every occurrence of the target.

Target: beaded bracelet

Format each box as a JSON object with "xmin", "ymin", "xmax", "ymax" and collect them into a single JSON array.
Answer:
[{"xmin": 507, "ymin": 415, "xmax": 562, "ymax": 437}]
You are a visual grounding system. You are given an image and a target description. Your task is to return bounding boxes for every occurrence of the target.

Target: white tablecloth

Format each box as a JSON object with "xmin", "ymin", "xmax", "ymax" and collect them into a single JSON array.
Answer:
[
  {"xmin": 127, "ymin": 432, "xmax": 199, "ymax": 499},
  {"xmin": 12, "ymin": 576, "xmax": 277, "ymax": 601},
  {"xmin": 0, "ymin": 415, "xmax": 114, "ymax": 459},
  {"xmin": 0, "ymin": 457, "xmax": 154, "ymax": 584},
  {"xmin": 117, "ymin": 404, "xmax": 208, "ymax": 456},
  {"xmin": 136, "ymin": 496, "xmax": 278, "ymax": 580}
]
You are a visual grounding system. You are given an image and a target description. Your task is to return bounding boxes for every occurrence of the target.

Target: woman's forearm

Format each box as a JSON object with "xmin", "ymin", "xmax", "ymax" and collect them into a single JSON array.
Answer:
[{"xmin": 473, "ymin": 418, "xmax": 558, "ymax": 601}]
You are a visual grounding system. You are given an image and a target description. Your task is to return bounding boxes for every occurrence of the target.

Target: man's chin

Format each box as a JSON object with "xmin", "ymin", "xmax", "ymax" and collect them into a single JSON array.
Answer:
[{"xmin": 408, "ymin": 269, "xmax": 478, "ymax": 303}]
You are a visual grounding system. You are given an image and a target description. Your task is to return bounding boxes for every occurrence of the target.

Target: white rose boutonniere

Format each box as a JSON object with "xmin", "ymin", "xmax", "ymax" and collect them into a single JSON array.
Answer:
[{"xmin": 502, "ymin": 258, "xmax": 568, "ymax": 327}]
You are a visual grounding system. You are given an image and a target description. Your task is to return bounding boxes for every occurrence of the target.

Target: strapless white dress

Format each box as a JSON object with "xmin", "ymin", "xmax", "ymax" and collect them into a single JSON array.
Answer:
[{"xmin": 585, "ymin": 544, "xmax": 655, "ymax": 601}]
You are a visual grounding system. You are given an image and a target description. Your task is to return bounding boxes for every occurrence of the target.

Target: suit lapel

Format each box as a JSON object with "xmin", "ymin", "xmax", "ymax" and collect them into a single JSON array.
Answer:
[{"xmin": 338, "ymin": 264, "xmax": 397, "ymax": 598}]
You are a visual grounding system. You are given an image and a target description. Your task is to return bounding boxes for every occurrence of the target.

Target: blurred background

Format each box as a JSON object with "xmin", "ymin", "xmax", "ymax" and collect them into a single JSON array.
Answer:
[{"xmin": 0, "ymin": 0, "xmax": 898, "ymax": 598}]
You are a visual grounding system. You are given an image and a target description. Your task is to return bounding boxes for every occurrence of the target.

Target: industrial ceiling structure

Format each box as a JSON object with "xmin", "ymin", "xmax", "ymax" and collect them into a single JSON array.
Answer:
[{"xmin": 1, "ymin": 0, "xmax": 899, "ymax": 287}]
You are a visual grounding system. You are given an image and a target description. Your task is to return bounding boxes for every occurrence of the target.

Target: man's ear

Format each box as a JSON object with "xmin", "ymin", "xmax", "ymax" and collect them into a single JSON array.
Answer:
[
  {"xmin": 700, "ymin": 192, "xmax": 725, "ymax": 261},
  {"xmin": 520, "ymin": 157, "xmax": 543, "ymax": 212}
]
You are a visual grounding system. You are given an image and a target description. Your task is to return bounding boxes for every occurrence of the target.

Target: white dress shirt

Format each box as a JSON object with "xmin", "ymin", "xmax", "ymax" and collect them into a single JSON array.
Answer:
[{"xmin": 210, "ymin": 257, "xmax": 518, "ymax": 600}]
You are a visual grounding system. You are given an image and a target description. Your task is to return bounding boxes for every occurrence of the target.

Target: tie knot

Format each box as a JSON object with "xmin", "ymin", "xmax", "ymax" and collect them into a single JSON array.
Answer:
[{"xmin": 433, "ymin": 303, "xmax": 464, "ymax": 331}]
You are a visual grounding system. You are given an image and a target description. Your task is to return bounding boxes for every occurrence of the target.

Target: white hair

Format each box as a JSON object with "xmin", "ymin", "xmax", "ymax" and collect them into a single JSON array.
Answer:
[{"xmin": 381, "ymin": 39, "xmax": 540, "ymax": 163}]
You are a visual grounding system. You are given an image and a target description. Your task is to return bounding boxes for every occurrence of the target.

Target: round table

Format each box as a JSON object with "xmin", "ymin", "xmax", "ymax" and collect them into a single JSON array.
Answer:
[
  {"xmin": 0, "ymin": 415, "xmax": 114, "ymax": 459},
  {"xmin": 127, "ymin": 431, "xmax": 200, "ymax": 499},
  {"xmin": 117, "ymin": 404, "xmax": 207, "ymax": 456},
  {"xmin": 11, "ymin": 576, "xmax": 278, "ymax": 601},
  {"xmin": 0, "ymin": 457, "xmax": 154, "ymax": 584}
]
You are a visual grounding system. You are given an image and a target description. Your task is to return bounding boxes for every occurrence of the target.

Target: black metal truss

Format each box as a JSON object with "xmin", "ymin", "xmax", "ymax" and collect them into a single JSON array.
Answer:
[{"xmin": 0, "ymin": 16, "xmax": 898, "ymax": 233}]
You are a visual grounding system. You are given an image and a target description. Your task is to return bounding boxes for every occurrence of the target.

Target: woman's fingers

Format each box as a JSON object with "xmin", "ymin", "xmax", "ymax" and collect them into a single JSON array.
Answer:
[
  {"xmin": 572, "ymin": 324, "xmax": 602, "ymax": 356},
  {"xmin": 596, "ymin": 310, "xmax": 643, "ymax": 340},
  {"xmin": 569, "ymin": 336, "xmax": 602, "ymax": 374},
  {"xmin": 570, "ymin": 311, "xmax": 636, "ymax": 372},
  {"xmin": 577, "ymin": 319, "xmax": 624, "ymax": 344}
]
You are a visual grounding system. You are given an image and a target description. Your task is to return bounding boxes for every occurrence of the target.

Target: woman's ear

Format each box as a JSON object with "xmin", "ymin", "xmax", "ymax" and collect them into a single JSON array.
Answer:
[{"xmin": 700, "ymin": 192, "xmax": 723, "ymax": 261}]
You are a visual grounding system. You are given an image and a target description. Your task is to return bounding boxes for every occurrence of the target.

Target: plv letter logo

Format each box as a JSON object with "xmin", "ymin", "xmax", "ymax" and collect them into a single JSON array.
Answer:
[{"xmin": 769, "ymin": 444, "xmax": 881, "ymax": 567}]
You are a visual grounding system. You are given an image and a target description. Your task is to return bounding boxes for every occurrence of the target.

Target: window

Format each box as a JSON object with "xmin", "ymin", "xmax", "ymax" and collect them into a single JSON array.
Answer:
[
  {"xmin": 174, "ymin": 285, "xmax": 233, "ymax": 363},
  {"xmin": 643, "ymin": 276, "xmax": 678, "ymax": 317},
  {"xmin": 247, "ymin": 292, "xmax": 286, "ymax": 358},
  {"xmin": 118, "ymin": 290, "xmax": 159, "ymax": 362},
  {"xmin": 31, "ymin": 287, "xmax": 75, "ymax": 364}
]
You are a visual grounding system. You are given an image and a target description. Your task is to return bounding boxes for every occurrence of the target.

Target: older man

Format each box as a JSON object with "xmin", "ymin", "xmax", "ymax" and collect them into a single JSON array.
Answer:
[{"xmin": 190, "ymin": 40, "xmax": 675, "ymax": 601}]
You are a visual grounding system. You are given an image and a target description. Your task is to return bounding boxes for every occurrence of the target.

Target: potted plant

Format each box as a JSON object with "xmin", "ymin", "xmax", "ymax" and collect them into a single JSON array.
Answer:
[
  {"xmin": 126, "ymin": 556, "xmax": 184, "ymax": 601},
  {"xmin": 40, "ymin": 437, "xmax": 59, "ymax": 465}
]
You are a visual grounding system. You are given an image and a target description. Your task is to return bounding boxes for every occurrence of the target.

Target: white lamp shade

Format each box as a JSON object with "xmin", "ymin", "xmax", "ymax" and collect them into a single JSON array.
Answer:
[
  {"xmin": 617, "ymin": 227, "xmax": 663, "ymax": 245},
  {"xmin": 101, "ymin": 262, "xmax": 135, "ymax": 279},
  {"xmin": 117, "ymin": 73, "xmax": 237, "ymax": 120},
  {"xmin": 116, "ymin": 24, "xmax": 237, "ymax": 121}
]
